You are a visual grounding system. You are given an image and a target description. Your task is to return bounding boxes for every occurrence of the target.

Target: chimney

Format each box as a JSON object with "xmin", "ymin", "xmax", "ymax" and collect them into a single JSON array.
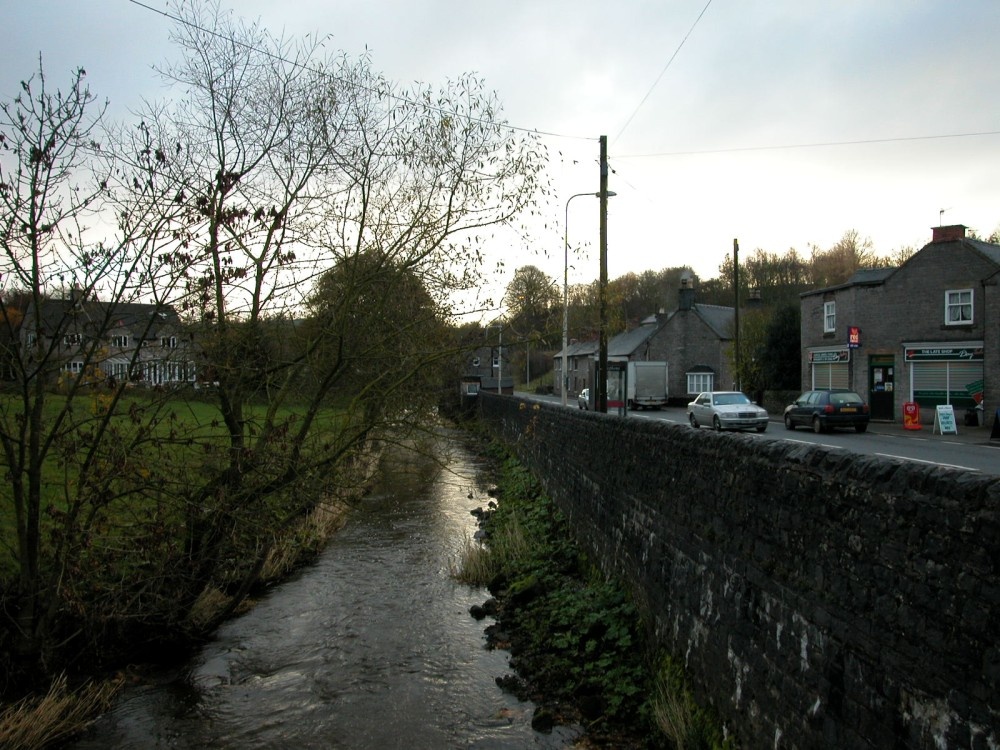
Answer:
[
  {"xmin": 678, "ymin": 273, "xmax": 695, "ymax": 311},
  {"xmin": 745, "ymin": 288, "xmax": 763, "ymax": 309},
  {"xmin": 932, "ymin": 224, "xmax": 966, "ymax": 243}
]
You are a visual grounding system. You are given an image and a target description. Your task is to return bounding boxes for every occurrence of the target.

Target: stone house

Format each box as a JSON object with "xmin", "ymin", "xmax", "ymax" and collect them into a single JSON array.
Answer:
[
  {"xmin": 799, "ymin": 224, "xmax": 999, "ymax": 425},
  {"xmin": 553, "ymin": 339, "xmax": 598, "ymax": 401},
  {"xmin": 554, "ymin": 275, "xmax": 739, "ymax": 404},
  {"xmin": 460, "ymin": 344, "xmax": 514, "ymax": 398},
  {"xmin": 19, "ymin": 296, "xmax": 197, "ymax": 387},
  {"xmin": 641, "ymin": 278, "xmax": 738, "ymax": 400}
]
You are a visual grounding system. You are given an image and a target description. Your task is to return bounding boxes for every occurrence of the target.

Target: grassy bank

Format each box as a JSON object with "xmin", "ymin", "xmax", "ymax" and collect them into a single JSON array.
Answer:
[{"xmin": 455, "ymin": 439, "xmax": 732, "ymax": 749}]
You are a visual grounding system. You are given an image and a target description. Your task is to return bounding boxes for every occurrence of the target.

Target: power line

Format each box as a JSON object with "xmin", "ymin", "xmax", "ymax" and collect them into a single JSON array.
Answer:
[
  {"xmin": 613, "ymin": 0, "xmax": 714, "ymax": 147},
  {"xmin": 615, "ymin": 130, "xmax": 1000, "ymax": 158},
  {"xmin": 125, "ymin": 0, "xmax": 596, "ymax": 143},
  {"xmin": 125, "ymin": 2, "xmax": 999, "ymax": 166}
]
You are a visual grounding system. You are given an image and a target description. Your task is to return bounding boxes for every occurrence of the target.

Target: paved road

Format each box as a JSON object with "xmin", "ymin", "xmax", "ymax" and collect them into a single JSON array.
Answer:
[{"xmin": 519, "ymin": 392, "xmax": 1000, "ymax": 477}]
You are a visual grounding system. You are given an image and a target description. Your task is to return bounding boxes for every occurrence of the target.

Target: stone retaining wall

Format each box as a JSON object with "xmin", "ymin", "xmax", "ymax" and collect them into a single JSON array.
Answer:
[{"xmin": 479, "ymin": 394, "xmax": 999, "ymax": 749}]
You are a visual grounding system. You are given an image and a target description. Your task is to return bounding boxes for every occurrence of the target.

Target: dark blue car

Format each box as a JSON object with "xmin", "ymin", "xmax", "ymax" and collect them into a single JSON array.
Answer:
[{"xmin": 783, "ymin": 389, "xmax": 870, "ymax": 433}]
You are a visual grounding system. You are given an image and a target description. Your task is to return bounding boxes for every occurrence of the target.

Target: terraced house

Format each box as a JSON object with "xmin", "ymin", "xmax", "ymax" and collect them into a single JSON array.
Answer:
[
  {"xmin": 19, "ymin": 294, "xmax": 197, "ymax": 388},
  {"xmin": 800, "ymin": 224, "xmax": 999, "ymax": 426}
]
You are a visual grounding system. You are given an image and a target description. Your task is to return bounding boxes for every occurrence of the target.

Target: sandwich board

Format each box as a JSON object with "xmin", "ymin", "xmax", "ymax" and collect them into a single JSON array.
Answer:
[{"xmin": 933, "ymin": 404, "xmax": 958, "ymax": 435}]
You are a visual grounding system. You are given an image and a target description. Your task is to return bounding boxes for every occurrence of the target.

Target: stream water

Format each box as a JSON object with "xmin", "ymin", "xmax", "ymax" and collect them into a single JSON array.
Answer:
[{"xmin": 69, "ymin": 431, "xmax": 580, "ymax": 749}]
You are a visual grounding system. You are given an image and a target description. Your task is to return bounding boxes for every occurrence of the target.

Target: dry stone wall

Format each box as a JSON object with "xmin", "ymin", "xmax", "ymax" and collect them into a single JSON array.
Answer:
[{"xmin": 479, "ymin": 394, "xmax": 999, "ymax": 749}]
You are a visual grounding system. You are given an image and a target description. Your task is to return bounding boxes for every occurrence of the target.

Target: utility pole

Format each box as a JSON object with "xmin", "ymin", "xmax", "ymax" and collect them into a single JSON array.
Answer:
[
  {"xmin": 497, "ymin": 325, "xmax": 502, "ymax": 394},
  {"xmin": 733, "ymin": 238, "xmax": 741, "ymax": 391},
  {"xmin": 598, "ymin": 135, "xmax": 609, "ymax": 413}
]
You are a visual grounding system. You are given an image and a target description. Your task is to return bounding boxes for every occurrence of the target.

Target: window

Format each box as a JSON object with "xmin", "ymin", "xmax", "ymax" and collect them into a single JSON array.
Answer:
[
  {"xmin": 945, "ymin": 289, "xmax": 972, "ymax": 325},
  {"xmin": 687, "ymin": 372, "xmax": 714, "ymax": 394},
  {"xmin": 62, "ymin": 361, "xmax": 83, "ymax": 374},
  {"xmin": 110, "ymin": 334, "xmax": 129, "ymax": 347},
  {"xmin": 823, "ymin": 301, "xmax": 836, "ymax": 333},
  {"xmin": 161, "ymin": 336, "xmax": 177, "ymax": 348},
  {"xmin": 64, "ymin": 332, "xmax": 82, "ymax": 346},
  {"xmin": 471, "ymin": 356, "xmax": 480, "ymax": 367}
]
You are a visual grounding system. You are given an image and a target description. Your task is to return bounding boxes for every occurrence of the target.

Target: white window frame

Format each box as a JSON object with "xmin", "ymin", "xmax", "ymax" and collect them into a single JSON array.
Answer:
[
  {"xmin": 63, "ymin": 332, "xmax": 82, "ymax": 346},
  {"xmin": 110, "ymin": 334, "xmax": 129, "ymax": 348},
  {"xmin": 945, "ymin": 289, "xmax": 973, "ymax": 325},
  {"xmin": 62, "ymin": 361, "xmax": 84, "ymax": 374},
  {"xmin": 686, "ymin": 372, "xmax": 714, "ymax": 394},
  {"xmin": 108, "ymin": 362, "xmax": 129, "ymax": 380},
  {"xmin": 823, "ymin": 301, "xmax": 836, "ymax": 333},
  {"xmin": 161, "ymin": 336, "xmax": 177, "ymax": 348}
]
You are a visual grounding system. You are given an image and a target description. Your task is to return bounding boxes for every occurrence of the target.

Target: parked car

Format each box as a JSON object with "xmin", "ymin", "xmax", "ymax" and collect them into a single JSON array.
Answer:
[
  {"xmin": 783, "ymin": 389, "xmax": 870, "ymax": 433},
  {"xmin": 578, "ymin": 388, "xmax": 590, "ymax": 410},
  {"xmin": 687, "ymin": 391, "xmax": 769, "ymax": 432}
]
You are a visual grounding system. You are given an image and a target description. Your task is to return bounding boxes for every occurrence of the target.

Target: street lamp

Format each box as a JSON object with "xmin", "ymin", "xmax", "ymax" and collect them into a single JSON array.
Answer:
[{"xmin": 561, "ymin": 190, "xmax": 617, "ymax": 407}]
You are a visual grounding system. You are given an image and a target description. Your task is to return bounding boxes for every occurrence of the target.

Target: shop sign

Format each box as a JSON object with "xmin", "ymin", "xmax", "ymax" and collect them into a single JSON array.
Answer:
[
  {"xmin": 809, "ymin": 349, "xmax": 849, "ymax": 364},
  {"xmin": 904, "ymin": 346, "xmax": 983, "ymax": 362},
  {"xmin": 847, "ymin": 326, "xmax": 861, "ymax": 349}
]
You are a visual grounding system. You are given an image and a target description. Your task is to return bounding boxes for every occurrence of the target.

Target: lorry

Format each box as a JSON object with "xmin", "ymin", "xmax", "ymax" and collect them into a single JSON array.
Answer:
[{"xmin": 626, "ymin": 360, "xmax": 669, "ymax": 410}]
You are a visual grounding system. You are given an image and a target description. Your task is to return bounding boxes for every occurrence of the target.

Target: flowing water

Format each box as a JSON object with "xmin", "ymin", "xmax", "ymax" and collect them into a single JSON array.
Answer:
[{"xmin": 70, "ymin": 431, "xmax": 580, "ymax": 749}]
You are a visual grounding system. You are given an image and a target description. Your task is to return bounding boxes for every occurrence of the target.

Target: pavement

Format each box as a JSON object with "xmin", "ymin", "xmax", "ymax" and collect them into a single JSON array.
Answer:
[{"xmin": 864, "ymin": 416, "xmax": 999, "ymax": 446}]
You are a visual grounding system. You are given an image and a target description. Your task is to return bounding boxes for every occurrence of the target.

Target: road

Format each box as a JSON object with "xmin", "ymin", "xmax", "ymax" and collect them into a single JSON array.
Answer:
[{"xmin": 520, "ymin": 393, "xmax": 1000, "ymax": 477}]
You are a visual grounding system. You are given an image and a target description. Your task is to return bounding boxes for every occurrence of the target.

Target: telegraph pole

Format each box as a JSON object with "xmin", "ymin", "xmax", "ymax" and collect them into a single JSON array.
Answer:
[
  {"xmin": 733, "ymin": 238, "xmax": 741, "ymax": 391},
  {"xmin": 597, "ymin": 135, "xmax": 609, "ymax": 413}
]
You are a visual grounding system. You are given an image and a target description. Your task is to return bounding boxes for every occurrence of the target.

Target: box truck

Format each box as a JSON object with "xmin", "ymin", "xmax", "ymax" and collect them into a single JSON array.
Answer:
[{"xmin": 627, "ymin": 361, "xmax": 668, "ymax": 410}]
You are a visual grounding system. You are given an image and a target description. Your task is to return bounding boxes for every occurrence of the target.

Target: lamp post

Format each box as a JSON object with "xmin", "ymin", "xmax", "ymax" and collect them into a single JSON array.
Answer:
[{"xmin": 561, "ymin": 190, "xmax": 616, "ymax": 407}]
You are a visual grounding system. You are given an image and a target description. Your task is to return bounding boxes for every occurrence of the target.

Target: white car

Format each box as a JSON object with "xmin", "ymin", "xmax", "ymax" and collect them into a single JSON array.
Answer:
[{"xmin": 687, "ymin": 391, "xmax": 769, "ymax": 432}]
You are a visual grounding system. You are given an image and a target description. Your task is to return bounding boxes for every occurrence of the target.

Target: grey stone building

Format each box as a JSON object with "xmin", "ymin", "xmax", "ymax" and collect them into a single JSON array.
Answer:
[
  {"xmin": 799, "ymin": 224, "xmax": 999, "ymax": 425},
  {"xmin": 555, "ymin": 275, "xmax": 738, "ymax": 405},
  {"xmin": 642, "ymin": 278, "xmax": 737, "ymax": 400},
  {"xmin": 20, "ymin": 296, "xmax": 197, "ymax": 388}
]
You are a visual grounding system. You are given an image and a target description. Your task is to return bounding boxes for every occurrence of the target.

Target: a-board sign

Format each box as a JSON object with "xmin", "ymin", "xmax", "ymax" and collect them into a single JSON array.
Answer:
[{"xmin": 933, "ymin": 404, "xmax": 958, "ymax": 435}]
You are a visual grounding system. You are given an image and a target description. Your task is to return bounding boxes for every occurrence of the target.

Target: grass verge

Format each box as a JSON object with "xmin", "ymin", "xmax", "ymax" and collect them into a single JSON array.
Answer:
[{"xmin": 0, "ymin": 674, "xmax": 123, "ymax": 750}]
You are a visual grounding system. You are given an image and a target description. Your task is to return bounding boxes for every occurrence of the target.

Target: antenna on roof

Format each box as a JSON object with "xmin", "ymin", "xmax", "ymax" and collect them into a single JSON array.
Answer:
[{"xmin": 939, "ymin": 208, "xmax": 950, "ymax": 226}]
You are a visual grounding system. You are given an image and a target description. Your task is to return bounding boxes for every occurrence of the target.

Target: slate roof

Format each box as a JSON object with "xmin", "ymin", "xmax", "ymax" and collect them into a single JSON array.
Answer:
[
  {"xmin": 801, "ymin": 267, "xmax": 897, "ymax": 297},
  {"xmin": 609, "ymin": 322, "xmax": 659, "ymax": 357},
  {"xmin": 553, "ymin": 339, "xmax": 598, "ymax": 359},
  {"xmin": 28, "ymin": 298, "xmax": 182, "ymax": 336},
  {"xmin": 689, "ymin": 303, "xmax": 735, "ymax": 340},
  {"xmin": 966, "ymin": 237, "xmax": 1000, "ymax": 265}
]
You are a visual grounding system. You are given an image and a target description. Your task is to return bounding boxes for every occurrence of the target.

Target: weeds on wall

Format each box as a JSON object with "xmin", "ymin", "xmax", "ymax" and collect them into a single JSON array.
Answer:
[{"xmin": 456, "ymin": 439, "xmax": 732, "ymax": 749}]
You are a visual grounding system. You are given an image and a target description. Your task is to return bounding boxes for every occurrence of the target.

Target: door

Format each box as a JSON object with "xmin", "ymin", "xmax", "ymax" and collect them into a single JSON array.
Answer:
[{"xmin": 869, "ymin": 356, "xmax": 895, "ymax": 420}]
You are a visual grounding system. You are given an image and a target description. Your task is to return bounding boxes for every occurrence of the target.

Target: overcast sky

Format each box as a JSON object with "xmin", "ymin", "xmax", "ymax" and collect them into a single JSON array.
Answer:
[{"xmin": 5, "ymin": 0, "xmax": 1000, "ymax": 312}]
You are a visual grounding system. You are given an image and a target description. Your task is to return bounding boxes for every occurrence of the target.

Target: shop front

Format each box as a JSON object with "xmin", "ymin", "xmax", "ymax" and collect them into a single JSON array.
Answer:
[
  {"xmin": 808, "ymin": 347, "xmax": 850, "ymax": 390},
  {"xmin": 903, "ymin": 342, "xmax": 984, "ymax": 412}
]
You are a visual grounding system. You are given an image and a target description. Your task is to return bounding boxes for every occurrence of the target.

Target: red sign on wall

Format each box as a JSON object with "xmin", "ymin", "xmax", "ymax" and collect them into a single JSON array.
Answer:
[{"xmin": 847, "ymin": 326, "xmax": 861, "ymax": 349}]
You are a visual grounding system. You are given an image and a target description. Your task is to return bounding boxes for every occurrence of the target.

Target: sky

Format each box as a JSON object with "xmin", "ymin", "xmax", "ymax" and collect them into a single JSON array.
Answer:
[{"xmin": 5, "ymin": 0, "xmax": 1000, "ymax": 313}]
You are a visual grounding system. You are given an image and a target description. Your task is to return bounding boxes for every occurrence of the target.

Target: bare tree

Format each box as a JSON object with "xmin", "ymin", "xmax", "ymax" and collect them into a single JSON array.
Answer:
[{"xmin": 0, "ymin": 0, "xmax": 547, "ymax": 691}]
